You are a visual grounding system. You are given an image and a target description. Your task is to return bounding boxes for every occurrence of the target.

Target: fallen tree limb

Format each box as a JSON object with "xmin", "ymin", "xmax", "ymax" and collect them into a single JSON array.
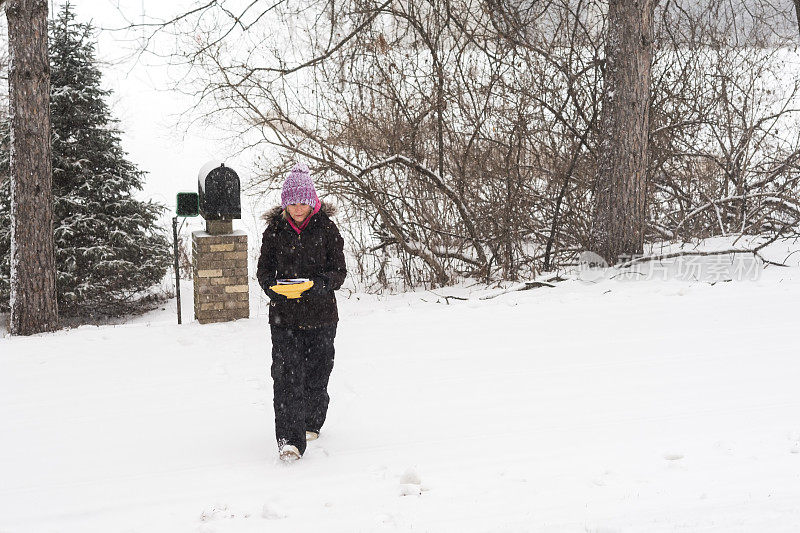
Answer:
[
  {"xmin": 477, "ymin": 274, "xmax": 570, "ymax": 300},
  {"xmin": 431, "ymin": 274, "xmax": 570, "ymax": 303}
]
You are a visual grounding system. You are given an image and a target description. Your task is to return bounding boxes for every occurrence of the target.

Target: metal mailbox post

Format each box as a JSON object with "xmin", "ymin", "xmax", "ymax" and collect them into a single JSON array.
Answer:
[{"xmin": 173, "ymin": 192, "xmax": 200, "ymax": 324}]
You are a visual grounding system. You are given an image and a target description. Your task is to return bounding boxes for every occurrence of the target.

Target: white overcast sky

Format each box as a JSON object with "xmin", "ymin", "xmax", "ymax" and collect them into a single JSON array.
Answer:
[{"xmin": 55, "ymin": 0, "xmax": 262, "ymax": 222}]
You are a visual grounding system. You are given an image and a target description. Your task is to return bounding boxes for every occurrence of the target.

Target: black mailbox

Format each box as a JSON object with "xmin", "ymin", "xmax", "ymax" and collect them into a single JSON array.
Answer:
[{"xmin": 198, "ymin": 161, "xmax": 241, "ymax": 220}]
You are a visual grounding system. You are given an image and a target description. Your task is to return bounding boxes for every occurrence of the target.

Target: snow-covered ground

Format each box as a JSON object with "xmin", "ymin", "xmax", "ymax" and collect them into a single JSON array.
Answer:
[{"xmin": 2, "ymin": 237, "xmax": 800, "ymax": 532}]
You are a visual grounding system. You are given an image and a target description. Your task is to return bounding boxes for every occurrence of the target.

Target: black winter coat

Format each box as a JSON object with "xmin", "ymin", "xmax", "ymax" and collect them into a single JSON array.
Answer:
[{"xmin": 256, "ymin": 203, "xmax": 347, "ymax": 328}]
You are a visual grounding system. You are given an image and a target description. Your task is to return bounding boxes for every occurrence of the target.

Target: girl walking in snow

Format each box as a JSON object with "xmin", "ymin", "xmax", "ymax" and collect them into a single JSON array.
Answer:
[{"xmin": 256, "ymin": 163, "xmax": 347, "ymax": 462}]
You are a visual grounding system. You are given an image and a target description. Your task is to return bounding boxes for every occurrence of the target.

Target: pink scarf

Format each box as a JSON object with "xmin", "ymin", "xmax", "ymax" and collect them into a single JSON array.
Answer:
[{"xmin": 287, "ymin": 201, "xmax": 322, "ymax": 235}]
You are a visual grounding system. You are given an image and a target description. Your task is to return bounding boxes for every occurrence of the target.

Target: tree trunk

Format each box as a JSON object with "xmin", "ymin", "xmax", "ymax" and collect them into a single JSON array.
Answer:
[
  {"xmin": 6, "ymin": 0, "xmax": 59, "ymax": 335},
  {"xmin": 591, "ymin": 0, "xmax": 654, "ymax": 265},
  {"xmin": 794, "ymin": 0, "xmax": 800, "ymax": 39}
]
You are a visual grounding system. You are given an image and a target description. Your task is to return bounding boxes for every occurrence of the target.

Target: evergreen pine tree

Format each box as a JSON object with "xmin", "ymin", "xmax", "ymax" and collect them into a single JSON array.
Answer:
[{"xmin": 1, "ymin": 2, "xmax": 172, "ymax": 319}]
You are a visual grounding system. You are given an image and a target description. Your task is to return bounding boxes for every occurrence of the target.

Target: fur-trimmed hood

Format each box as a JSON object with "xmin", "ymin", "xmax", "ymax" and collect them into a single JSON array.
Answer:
[{"xmin": 261, "ymin": 201, "xmax": 338, "ymax": 225}]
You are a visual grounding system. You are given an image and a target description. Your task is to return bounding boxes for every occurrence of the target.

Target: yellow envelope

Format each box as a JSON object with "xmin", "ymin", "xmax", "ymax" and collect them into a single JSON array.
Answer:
[{"xmin": 269, "ymin": 280, "xmax": 314, "ymax": 299}]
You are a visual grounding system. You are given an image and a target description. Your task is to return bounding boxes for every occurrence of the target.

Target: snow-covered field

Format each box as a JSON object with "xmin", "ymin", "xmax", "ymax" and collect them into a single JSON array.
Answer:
[{"xmin": 2, "ymin": 238, "xmax": 800, "ymax": 532}]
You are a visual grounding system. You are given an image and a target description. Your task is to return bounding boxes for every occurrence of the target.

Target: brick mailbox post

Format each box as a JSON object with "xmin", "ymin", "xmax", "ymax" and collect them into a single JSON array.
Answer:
[{"xmin": 192, "ymin": 162, "xmax": 250, "ymax": 324}]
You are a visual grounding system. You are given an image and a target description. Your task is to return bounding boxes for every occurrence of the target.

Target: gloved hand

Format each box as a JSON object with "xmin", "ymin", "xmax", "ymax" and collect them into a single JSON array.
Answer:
[
  {"xmin": 263, "ymin": 283, "xmax": 288, "ymax": 302},
  {"xmin": 304, "ymin": 276, "xmax": 330, "ymax": 298}
]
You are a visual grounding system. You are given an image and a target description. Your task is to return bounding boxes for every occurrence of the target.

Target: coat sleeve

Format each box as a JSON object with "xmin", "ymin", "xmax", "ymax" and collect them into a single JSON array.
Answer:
[
  {"xmin": 321, "ymin": 220, "xmax": 347, "ymax": 291},
  {"xmin": 256, "ymin": 228, "xmax": 278, "ymax": 293}
]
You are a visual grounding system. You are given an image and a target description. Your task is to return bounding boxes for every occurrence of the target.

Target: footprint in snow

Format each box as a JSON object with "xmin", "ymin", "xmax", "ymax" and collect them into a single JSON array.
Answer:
[
  {"xmin": 663, "ymin": 453, "xmax": 684, "ymax": 461},
  {"xmin": 198, "ymin": 503, "xmax": 252, "ymax": 524},
  {"xmin": 399, "ymin": 483, "xmax": 422, "ymax": 496},
  {"xmin": 199, "ymin": 503, "xmax": 234, "ymax": 521},
  {"xmin": 399, "ymin": 466, "xmax": 428, "ymax": 496},
  {"xmin": 400, "ymin": 466, "xmax": 421, "ymax": 485},
  {"xmin": 591, "ymin": 469, "xmax": 614, "ymax": 486},
  {"xmin": 262, "ymin": 501, "xmax": 287, "ymax": 520},
  {"xmin": 375, "ymin": 512, "xmax": 399, "ymax": 527}
]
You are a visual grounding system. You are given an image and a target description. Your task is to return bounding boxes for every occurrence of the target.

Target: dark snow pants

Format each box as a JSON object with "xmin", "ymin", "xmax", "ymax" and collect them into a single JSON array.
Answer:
[{"xmin": 270, "ymin": 324, "xmax": 337, "ymax": 456}]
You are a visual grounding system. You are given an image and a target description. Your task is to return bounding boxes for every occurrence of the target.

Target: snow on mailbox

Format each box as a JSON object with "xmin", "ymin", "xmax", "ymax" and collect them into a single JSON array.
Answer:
[{"xmin": 198, "ymin": 160, "xmax": 241, "ymax": 221}]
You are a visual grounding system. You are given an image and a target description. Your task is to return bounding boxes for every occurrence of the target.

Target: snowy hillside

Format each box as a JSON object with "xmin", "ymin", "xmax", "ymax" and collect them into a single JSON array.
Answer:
[{"xmin": 2, "ymin": 237, "xmax": 800, "ymax": 532}]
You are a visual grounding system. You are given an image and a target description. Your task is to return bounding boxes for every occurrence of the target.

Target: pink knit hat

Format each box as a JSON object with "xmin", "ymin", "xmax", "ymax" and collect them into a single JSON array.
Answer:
[{"xmin": 281, "ymin": 163, "xmax": 319, "ymax": 210}]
